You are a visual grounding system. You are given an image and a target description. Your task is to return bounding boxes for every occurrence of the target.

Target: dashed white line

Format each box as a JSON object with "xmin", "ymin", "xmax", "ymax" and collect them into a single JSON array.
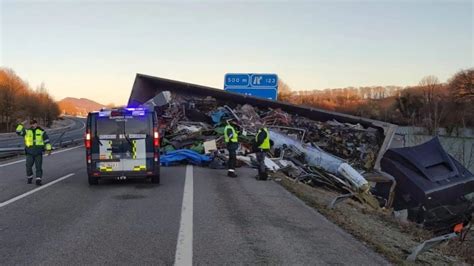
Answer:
[
  {"xmin": 0, "ymin": 145, "xmax": 83, "ymax": 168},
  {"xmin": 175, "ymin": 165, "xmax": 194, "ymax": 266},
  {"xmin": 0, "ymin": 173, "xmax": 75, "ymax": 208}
]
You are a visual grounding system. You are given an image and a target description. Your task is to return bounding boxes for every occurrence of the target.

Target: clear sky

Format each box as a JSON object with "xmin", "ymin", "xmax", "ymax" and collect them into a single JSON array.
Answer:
[{"xmin": 1, "ymin": 0, "xmax": 472, "ymax": 105}]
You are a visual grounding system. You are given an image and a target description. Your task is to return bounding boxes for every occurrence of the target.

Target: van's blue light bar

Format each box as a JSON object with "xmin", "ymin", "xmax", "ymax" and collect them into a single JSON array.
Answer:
[{"xmin": 98, "ymin": 109, "xmax": 146, "ymax": 117}]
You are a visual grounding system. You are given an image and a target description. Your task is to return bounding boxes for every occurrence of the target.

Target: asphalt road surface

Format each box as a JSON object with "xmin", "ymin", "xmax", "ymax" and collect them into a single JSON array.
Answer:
[
  {"xmin": 0, "ymin": 116, "xmax": 86, "ymax": 149},
  {"xmin": 0, "ymin": 146, "xmax": 387, "ymax": 265}
]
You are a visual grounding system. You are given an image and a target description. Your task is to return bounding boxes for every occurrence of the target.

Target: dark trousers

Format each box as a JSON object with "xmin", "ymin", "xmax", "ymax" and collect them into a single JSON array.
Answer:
[
  {"xmin": 226, "ymin": 143, "xmax": 238, "ymax": 172},
  {"xmin": 256, "ymin": 150, "xmax": 268, "ymax": 180},
  {"xmin": 26, "ymin": 153, "xmax": 43, "ymax": 178}
]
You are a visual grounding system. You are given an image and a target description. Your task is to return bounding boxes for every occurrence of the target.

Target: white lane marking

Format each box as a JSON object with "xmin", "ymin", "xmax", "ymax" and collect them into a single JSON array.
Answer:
[
  {"xmin": 175, "ymin": 165, "xmax": 193, "ymax": 266},
  {"xmin": 0, "ymin": 145, "xmax": 83, "ymax": 168},
  {"xmin": 0, "ymin": 173, "xmax": 75, "ymax": 208}
]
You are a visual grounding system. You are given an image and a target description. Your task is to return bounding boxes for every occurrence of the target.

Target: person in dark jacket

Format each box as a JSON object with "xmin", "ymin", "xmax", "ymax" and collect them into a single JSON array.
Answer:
[
  {"xmin": 224, "ymin": 119, "xmax": 239, "ymax": 177},
  {"xmin": 16, "ymin": 119, "xmax": 52, "ymax": 185},
  {"xmin": 254, "ymin": 126, "xmax": 271, "ymax": 180}
]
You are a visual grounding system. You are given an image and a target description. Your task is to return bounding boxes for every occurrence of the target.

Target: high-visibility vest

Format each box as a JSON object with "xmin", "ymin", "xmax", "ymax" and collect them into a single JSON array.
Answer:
[
  {"xmin": 256, "ymin": 128, "xmax": 270, "ymax": 150},
  {"xmin": 224, "ymin": 125, "xmax": 238, "ymax": 143},
  {"xmin": 23, "ymin": 128, "xmax": 51, "ymax": 150}
]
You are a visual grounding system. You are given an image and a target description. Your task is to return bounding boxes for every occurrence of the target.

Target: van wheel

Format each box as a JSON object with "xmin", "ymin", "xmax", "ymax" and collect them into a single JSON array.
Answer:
[
  {"xmin": 151, "ymin": 174, "xmax": 160, "ymax": 184},
  {"xmin": 88, "ymin": 175, "xmax": 99, "ymax": 185}
]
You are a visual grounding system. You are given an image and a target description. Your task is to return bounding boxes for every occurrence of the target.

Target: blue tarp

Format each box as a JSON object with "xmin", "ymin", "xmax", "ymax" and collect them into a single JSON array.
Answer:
[{"xmin": 160, "ymin": 149, "xmax": 211, "ymax": 166}]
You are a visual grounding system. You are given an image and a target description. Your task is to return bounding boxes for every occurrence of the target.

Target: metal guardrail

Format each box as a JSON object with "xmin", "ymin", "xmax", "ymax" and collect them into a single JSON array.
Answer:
[
  {"xmin": 0, "ymin": 147, "xmax": 24, "ymax": 152},
  {"xmin": 0, "ymin": 148, "xmax": 25, "ymax": 159},
  {"xmin": 0, "ymin": 138, "xmax": 83, "ymax": 158},
  {"xmin": 0, "ymin": 117, "xmax": 77, "ymax": 139}
]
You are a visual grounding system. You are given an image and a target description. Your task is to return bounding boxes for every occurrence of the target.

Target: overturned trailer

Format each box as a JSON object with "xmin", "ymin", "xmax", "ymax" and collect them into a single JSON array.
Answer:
[
  {"xmin": 129, "ymin": 73, "xmax": 397, "ymax": 170},
  {"xmin": 128, "ymin": 73, "xmax": 473, "ymax": 231}
]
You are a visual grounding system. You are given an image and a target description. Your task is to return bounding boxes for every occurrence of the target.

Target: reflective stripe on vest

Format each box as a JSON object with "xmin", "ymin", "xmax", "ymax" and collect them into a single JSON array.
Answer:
[
  {"xmin": 25, "ymin": 129, "xmax": 45, "ymax": 147},
  {"xmin": 224, "ymin": 125, "xmax": 238, "ymax": 143},
  {"xmin": 256, "ymin": 128, "xmax": 270, "ymax": 150}
]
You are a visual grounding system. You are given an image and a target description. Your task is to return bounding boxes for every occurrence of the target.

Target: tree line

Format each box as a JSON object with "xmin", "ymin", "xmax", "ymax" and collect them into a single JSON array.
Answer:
[
  {"xmin": 278, "ymin": 69, "xmax": 474, "ymax": 134},
  {"xmin": 0, "ymin": 68, "xmax": 60, "ymax": 133}
]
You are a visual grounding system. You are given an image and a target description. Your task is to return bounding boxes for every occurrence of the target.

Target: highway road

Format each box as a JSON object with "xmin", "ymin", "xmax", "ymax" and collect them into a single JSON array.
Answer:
[
  {"xmin": 0, "ymin": 146, "xmax": 387, "ymax": 265},
  {"xmin": 0, "ymin": 116, "xmax": 86, "ymax": 149}
]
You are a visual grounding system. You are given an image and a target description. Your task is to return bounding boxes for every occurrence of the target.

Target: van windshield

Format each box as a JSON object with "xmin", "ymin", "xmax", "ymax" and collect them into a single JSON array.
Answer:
[{"xmin": 95, "ymin": 115, "xmax": 151, "ymax": 136}]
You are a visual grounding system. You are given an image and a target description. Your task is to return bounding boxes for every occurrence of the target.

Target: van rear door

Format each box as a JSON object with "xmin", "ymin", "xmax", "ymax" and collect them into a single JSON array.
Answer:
[
  {"xmin": 94, "ymin": 114, "xmax": 123, "ymax": 172},
  {"xmin": 121, "ymin": 114, "xmax": 152, "ymax": 173},
  {"xmin": 93, "ymin": 110, "xmax": 153, "ymax": 174}
]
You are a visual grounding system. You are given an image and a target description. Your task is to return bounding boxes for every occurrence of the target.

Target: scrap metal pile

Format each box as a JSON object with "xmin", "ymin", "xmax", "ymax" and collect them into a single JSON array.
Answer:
[
  {"xmin": 155, "ymin": 92, "xmax": 382, "ymax": 200},
  {"xmin": 145, "ymin": 88, "xmax": 472, "ymax": 235}
]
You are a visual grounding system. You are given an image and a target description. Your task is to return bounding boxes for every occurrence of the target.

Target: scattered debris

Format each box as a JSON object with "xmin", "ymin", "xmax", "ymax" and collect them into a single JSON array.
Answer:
[
  {"xmin": 152, "ymin": 90, "xmax": 473, "ymax": 261},
  {"xmin": 203, "ymin": 139, "xmax": 217, "ymax": 154}
]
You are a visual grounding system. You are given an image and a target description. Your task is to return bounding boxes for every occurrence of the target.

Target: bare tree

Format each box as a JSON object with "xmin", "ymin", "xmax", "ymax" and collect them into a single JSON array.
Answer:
[
  {"xmin": 447, "ymin": 69, "xmax": 474, "ymax": 129},
  {"xmin": 418, "ymin": 75, "xmax": 445, "ymax": 133},
  {"xmin": 278, "ymin": 79, "xmax": 292, "ymax": 102},
  {"xmin": 449, "ymin": 69, "xmax": 474, "ymax": 102}
]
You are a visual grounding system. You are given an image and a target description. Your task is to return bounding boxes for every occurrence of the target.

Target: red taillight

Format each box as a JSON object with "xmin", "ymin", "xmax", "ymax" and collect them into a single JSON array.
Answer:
[
  {"xmin": 85, "ymin": 132, "xmax": 91, "ymax": 149},
  {"xmin": 153, "ymin": 129, "xmax": 159, "ymax": 147}
]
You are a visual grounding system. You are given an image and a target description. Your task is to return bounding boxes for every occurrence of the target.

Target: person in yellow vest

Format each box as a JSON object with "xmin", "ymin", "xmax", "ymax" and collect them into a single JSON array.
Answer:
[
  {"xmin": 224, "ymin": 119, "xmax": 239, "ymax": 178},
  {"xmin": 255, "ymin": 126, "xmax": 271, "ymax": 180},
  {"xmin": 16, "ymin": 119, "xmax": 52, "ymax": 185}
]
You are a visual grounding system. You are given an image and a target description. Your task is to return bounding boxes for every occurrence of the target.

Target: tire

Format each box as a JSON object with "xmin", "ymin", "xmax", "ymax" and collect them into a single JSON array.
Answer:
[
  {"xmin": 151, "ymin": 174, "xmax": 160, "ymax": 184},
  {"xmin": 88, "ymin": 175, "xmax": 99, "ymax": 185}
]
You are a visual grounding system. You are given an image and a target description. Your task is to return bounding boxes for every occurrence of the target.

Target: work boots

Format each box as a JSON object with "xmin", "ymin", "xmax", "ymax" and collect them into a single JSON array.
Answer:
[
  {"xmin": 27, "ymin": 176, "xmax": 33, "ymax": 184},
  {"xmin": 227, "ymin": 171, "xmax": 237, "ymax": 178},
  {"xmin": 35, "ymin": 178, "xmax": 42, "ymax": 186}
]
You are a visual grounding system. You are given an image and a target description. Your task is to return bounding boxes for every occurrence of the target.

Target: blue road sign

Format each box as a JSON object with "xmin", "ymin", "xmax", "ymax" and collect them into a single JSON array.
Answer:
[
  {"xmin": 249, "ymin": 74, "xmax": 278, "ymax": 87},
  {"xmin": 224, "ymin": 74, "xmax": 249, "ymax": 87},
  {"xmin": 224, "ymin": 73, "xmax": 278, "ymax": 100}
]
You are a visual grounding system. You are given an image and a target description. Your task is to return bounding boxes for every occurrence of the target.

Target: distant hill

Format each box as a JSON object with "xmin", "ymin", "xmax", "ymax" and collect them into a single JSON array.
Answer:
[{"xmin": 58, "ymin": 97, "xmax": 106, "ymax": 116}]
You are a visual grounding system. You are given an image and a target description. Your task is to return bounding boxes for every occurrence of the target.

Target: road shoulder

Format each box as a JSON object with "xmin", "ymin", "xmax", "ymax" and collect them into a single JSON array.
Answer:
[{"xmin": 276, "ymin": 174, "xmax": 469, "ymax": 264}]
